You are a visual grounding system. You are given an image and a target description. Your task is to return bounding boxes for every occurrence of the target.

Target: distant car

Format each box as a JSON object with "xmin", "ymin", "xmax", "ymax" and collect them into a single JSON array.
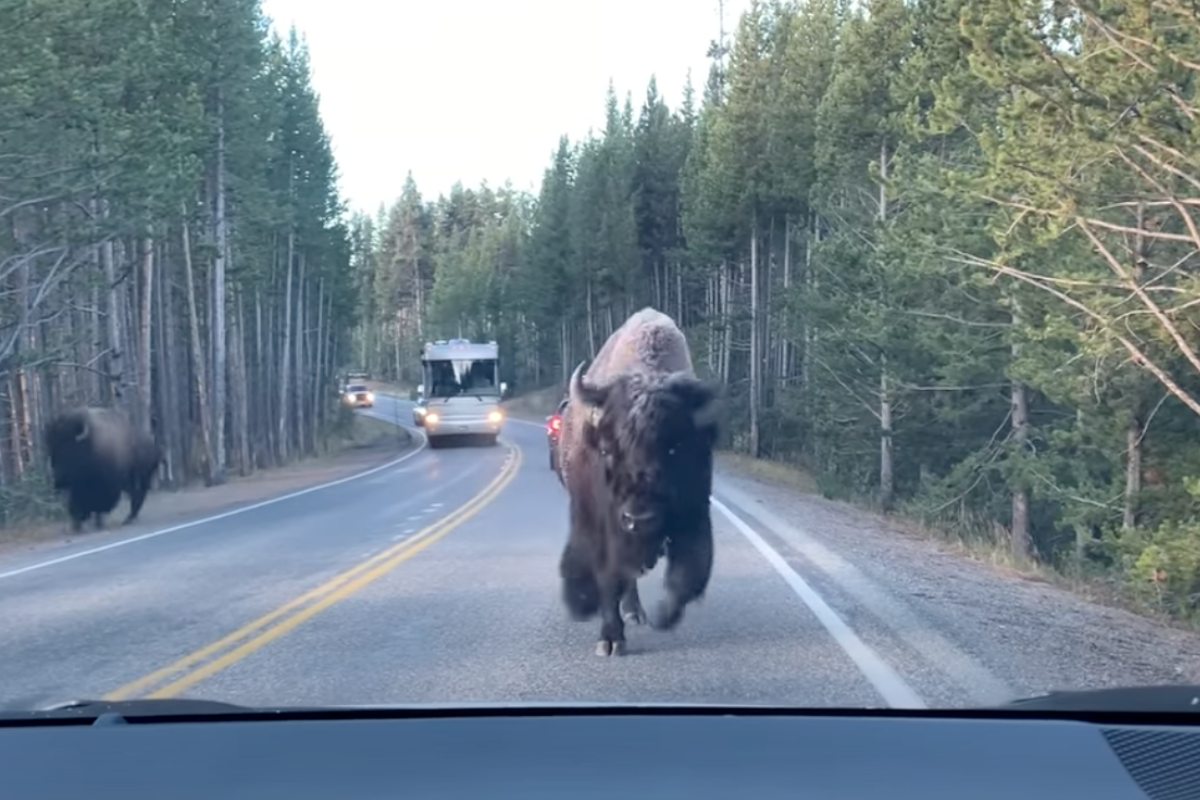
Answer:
[
  {"xmin": 546, "ymin": 398, "xmax": 568, "ymax": 475},
  {"xmin": 342, "ymin": 383, "xmax": 374, "ymax": 408},
  {"xmin": 412, "ymin": 398, "xmax": 427, "ymax": 427}
]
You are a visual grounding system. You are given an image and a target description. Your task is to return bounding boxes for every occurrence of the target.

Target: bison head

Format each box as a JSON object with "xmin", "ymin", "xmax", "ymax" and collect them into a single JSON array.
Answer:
[
  {"xmin": 44, "ymin": 408, "xmax": 96, "ymax": 487},
  {"xmin": 570, "ymin": 361, "xmax": 721, "ymax": 539}
]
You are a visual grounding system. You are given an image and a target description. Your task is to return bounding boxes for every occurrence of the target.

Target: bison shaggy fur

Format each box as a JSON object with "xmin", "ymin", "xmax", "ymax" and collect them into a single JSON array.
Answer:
[
  {"xmin": 558, "ymin": 307, "xmax": 722, "ymax": 656},
  {"xmin": 44, "ymin": 406, "xmax": 162, "ymax": 533}
]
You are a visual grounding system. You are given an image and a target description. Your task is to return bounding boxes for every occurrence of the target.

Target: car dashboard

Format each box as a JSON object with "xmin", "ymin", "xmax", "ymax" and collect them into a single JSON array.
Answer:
[{"xmin": 1, "ymin": 698, "xmax": 1197, "ymax": 799}]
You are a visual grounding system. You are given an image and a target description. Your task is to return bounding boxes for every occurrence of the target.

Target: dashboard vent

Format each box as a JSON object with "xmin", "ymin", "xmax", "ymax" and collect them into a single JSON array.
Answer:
[{"xmin": 1103, "ymin": 727, "xmax": 1200, "ymax": 800}]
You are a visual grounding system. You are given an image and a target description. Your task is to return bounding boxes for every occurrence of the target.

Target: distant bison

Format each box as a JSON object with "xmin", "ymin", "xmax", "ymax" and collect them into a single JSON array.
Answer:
[
  {"xmin": 44, "ymin": 407, "xmax": 162, "ymax": 533},
  {"xmin": 558, "ymin": 307, "xmax": 722, "ymax": 656}
]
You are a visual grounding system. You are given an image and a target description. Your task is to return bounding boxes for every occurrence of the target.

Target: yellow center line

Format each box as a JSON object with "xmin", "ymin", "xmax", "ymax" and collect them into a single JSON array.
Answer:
[{"xmin": 103, "ymin": 445, "xmax": 522, "ymax": 702}]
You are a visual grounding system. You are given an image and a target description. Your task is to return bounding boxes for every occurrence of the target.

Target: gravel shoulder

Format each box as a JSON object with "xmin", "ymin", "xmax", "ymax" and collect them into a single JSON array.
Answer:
[
  {"xmin": 0, "ymin": 415, "xmax": 414, "ymax": 561},
  {"xmin": 714, "ymin": 455, "xmax": 1200, "ymax": 699}
]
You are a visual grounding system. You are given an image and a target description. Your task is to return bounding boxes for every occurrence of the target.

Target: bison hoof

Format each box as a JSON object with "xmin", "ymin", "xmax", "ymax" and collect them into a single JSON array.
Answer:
[
  {"xmin": 594, "ymin": 639, "xmax": 626, "ymax": 657},
  {"xmin": 621, "ymin": 606, "xmax": 648, "ymax": 626},
  {"xmin": 651, "ymin": 601, "xmax": 684, "ymax": 631}
]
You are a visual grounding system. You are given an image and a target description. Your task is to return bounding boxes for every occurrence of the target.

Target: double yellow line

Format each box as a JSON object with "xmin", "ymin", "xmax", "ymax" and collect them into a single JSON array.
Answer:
[{"xmin": 104, "ymin": 444, "xmax": 523, "ymax": 701}]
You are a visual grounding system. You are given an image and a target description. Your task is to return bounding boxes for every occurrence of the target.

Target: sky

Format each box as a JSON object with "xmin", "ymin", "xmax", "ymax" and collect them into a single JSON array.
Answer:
[{"xmin": 259, "ymin": 0, "xmax": 751, "ymax": 216}]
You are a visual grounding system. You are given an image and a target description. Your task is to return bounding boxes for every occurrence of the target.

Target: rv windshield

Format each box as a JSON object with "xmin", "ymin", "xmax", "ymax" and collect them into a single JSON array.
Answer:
[{"xmin": 426, "ymin": 358, "xmax": 499, "ymax": 399}]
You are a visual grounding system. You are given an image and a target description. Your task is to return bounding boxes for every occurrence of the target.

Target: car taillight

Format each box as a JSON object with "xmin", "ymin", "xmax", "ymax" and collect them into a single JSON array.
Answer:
[{"xmin": 549, "ymin": 416, "xmax": 562, "ymax": 432}]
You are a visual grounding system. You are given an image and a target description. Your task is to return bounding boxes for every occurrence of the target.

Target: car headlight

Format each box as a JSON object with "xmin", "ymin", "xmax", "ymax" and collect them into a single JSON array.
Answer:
[
  {"xmin": 488, "ymin": 410, "xmax": 503, "ymax": 424},
  {"xmin": 366, "ymin": 392, "xmax": 374, "ymax": 402},
  {"xmin": 425, "ymin": 412, "xmax": 439, "ymax": 425}
]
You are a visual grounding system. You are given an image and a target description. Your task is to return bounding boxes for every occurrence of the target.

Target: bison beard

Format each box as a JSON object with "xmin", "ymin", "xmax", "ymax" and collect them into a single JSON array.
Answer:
[
  {"xmin": 558, "ymin": 307, "xmax": 721, "ymax": 657},
  {"xmin": 44, "ymin": 407, "xmax": 162, "ymax": 533}
]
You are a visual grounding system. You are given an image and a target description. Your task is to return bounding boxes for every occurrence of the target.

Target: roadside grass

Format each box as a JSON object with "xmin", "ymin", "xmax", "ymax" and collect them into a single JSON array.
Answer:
[
  {"xmin": 719, "ymin": 448, "xmax": 1193, "ymax": 630},
  {"xmin": 501, "ymin": 385, "xmax": 563, "ymax": 422}
]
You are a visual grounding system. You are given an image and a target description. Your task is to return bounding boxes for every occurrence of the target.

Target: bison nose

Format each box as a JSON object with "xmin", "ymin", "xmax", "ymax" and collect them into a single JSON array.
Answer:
[{"xmin": 619, "ymin": 506, "xmax": 659, "ymax": 533}]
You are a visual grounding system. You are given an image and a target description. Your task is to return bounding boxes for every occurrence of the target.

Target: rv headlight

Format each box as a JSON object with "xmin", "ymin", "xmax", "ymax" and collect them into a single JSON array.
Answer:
[
  {"xmin": 488, "ymin": 410, "xmax": 503, "ymax": 424},
  {"xmin": 425, "ymin": 412, "xmax": 439, "ymax": 425}
]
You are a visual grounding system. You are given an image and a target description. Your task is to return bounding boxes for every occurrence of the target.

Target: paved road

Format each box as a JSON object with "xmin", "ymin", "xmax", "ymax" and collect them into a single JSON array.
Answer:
[{"xmin": 8, "ymin": 392, "xmax": 1188, "ymax": 712}]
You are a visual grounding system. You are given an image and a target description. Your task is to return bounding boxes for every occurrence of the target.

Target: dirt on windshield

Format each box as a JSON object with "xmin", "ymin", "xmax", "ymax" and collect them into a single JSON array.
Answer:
[{"xmin": 0, "ymin": 415, "xmax": 414, "ymax": 560}]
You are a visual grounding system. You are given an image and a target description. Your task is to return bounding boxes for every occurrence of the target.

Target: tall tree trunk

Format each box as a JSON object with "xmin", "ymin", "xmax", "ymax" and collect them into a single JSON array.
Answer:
[
  {"xmin": 102, "ymin": 207, "xmax": 125, "ymax": 409},
  {"xmin": 312, "ymin": 278, "xmax": 326, "ymax": 441},
  {"xmin": 781, "ymin": 217, "xmax": 791, "ymax": 380},
  {"xmin": 230, "ymin": 285, "xmax": 250, "ymax": 476},
  {"xmin": 137, "ymin": 235, "xmax": 154, "ymax": 434},
  {"xmin": 1010, "ymin": 297, "xmax": 1032, "ymax": 561},
  {"xmin": 255, "ymin": 287, "xmax": 268, "ymax": 467},
  {"xmin": 749, "ymin": 215, "xmax": 760, "ymax": 458},
  {"xmin": 721, "ymin": 262, "xmax": 732, "ymax": 385},
  {"xmin": 877, "ymin": 142, "xmax": 894, "ymax": 510},
  {"xmin": 278, "ymin": 231, "xmax": 294, "ymax": 462},
  {"xmin": 211, "ymin": 86, "xmax": 228, "ymax": 484},
  {"xmin": 586, "ymin": 282, "xmax": 597, "ymax": 358},
  {"xmin": 154, "ymin": 246, "xmax": 177, "ymax": 486},
  {"xmin": 879, "ymin": 354, "xmax": 895, "ymax": 511},
  {"xmin": 295, "ymin": 252, "xmax": 306, "ymax": 454},
  {"xmin": 181, "ymin": 206, "xmax": 214, "ymax": 485},
  {"xmin": 1123, "ymin": 201, "xmax": 1148, "ymax": 530}
]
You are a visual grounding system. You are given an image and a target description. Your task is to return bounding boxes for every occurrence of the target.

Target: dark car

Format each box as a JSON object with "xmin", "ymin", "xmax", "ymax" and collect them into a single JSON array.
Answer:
[{"xmin": 546, "ymin": 397, "xmax": 568, "ymax": 475}]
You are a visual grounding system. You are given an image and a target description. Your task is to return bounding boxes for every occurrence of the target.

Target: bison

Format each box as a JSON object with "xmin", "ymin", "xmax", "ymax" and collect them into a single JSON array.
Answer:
[
  {"xmin": 44, "ymin": 406, "xmax": 162, "ymax": 533},
  {"xmin": 557, "ymin": 307, "xmax": 721, "ymax": 657}
]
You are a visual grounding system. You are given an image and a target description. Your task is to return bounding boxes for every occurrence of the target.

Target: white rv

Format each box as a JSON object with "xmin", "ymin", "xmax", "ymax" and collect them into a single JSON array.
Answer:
[{"xmin": 417, "ymin": 339, "xmax": 507, "ymax": 448}]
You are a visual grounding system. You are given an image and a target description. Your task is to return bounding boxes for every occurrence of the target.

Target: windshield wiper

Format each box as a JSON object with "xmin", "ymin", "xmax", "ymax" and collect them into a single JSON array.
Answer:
[
  {"xmin": 990, "ymin": 685, "xmax": 1200, "ymax": 713},
  {"xmin": 0, "ymin": 698, "xmax": 278, "ymax": 725}
]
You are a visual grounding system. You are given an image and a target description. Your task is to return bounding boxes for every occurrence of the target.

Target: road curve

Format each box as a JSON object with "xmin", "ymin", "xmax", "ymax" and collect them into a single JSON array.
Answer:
[{"xmin": 2, "ymin": 392, "xmax": 1196, "ymax": 712}]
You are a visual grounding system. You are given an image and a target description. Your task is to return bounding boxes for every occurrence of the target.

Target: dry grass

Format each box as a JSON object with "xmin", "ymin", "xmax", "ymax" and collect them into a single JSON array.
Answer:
[
  {"xmin": 716, "ymin": 452, "xmax": 820, "ymax": 496},
  {"xmin": 721, "ymin": 449, "xmax": 1196, "ymax": 630},
  {"xmin": 502, "ymin": 385, "xmax": 564, "ymax": 422}
]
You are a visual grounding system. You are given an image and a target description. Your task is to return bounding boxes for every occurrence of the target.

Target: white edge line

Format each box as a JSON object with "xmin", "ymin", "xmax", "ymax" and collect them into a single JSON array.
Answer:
[
  {"xmin": 0, "ymin": 407, "xmax": 428, "ymax": 582},
  {"xmin": 502, "ymin": 412, "xmax": 926, "ymax": 710},
  {"xmin": 710, "ymin": 496, "xmax": 926, "ymax": 710}
]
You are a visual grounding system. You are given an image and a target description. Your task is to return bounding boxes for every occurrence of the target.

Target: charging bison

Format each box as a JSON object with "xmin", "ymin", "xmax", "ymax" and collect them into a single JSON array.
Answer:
[
  {"xmin": 558, "ymin": 307, "xmax": 721, "ymax": 656},
  {"xmin": 44, "ymin": 406, "xmax": 161, "ymax": 533}
]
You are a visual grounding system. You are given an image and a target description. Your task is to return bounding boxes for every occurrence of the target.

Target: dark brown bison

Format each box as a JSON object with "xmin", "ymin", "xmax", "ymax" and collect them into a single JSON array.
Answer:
[
  {"xmin": 558, "ymin": 307, "xmax": 721, "ymax": 656},
  {"xmin": 44, "ymin": 407, "xmax": 162, "ymax": 533}
]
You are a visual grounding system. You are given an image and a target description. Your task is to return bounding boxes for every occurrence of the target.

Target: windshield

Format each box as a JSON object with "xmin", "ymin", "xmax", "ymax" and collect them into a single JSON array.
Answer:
[
  {"xmin": 424, "ymin": 359, "xmax": 499, "ymax": 399},
  {"xmin": 4, "ymin": 0, "xmax": 1200, "ymax": 719}
]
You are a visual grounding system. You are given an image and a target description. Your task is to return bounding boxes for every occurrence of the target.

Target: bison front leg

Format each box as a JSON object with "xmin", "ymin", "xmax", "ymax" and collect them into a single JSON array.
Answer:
[
  {"xmin": 66, "ymin": 494, "xmax": 88, "ymax": 534},
  {"xmin": 559, "ymin": 539, "xmax": 600, "ymax": 621},
  {"xmin": 124, "ymin": 477, "xmax": 150, "ymax": 525},
  {"xmin": 620, "ymin": 581, "xmax": 649, "ymax": 625},
  {"xmin": 651, "ymin": 515, "xmax": 714, "ymax": 631},
  {"xmin": 596, "ymin": 576, "xmax": 630, "ymax": 657}
]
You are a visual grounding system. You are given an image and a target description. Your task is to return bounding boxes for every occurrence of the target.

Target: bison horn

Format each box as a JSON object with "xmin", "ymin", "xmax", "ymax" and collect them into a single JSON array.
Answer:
[
  {"xmin": 671, "ymin": 375, "xmax": 722, "ymax": 430},
  {"xmin": 569, "ymin": 360, "xmax": 607, "ymax": 423},
  {"xmin": 74, "ymin": 418, "xmax": 90, "ymax": 442}
]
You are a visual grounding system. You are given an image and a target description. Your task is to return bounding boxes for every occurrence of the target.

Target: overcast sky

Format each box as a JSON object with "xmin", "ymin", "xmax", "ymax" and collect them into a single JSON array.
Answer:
[{"xmin": 259, "ymin": 0, "xmax": 751, "ymax": 215}]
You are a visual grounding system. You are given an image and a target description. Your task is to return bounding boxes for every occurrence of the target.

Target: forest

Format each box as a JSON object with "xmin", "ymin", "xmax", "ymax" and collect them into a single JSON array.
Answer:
[
  {"xmin": 5, "ymin": 0, "xmax": 1200, "ymax": 619},
  {"xmin": 0, "ymin": 0, "xmax": 352, "ymax": 516}
]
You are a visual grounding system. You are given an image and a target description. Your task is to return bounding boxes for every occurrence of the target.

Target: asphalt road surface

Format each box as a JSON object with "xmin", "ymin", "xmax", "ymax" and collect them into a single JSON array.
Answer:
[{"xmin": 2, "ymin": 392, "xmax": 1196, "ymax": 713}]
